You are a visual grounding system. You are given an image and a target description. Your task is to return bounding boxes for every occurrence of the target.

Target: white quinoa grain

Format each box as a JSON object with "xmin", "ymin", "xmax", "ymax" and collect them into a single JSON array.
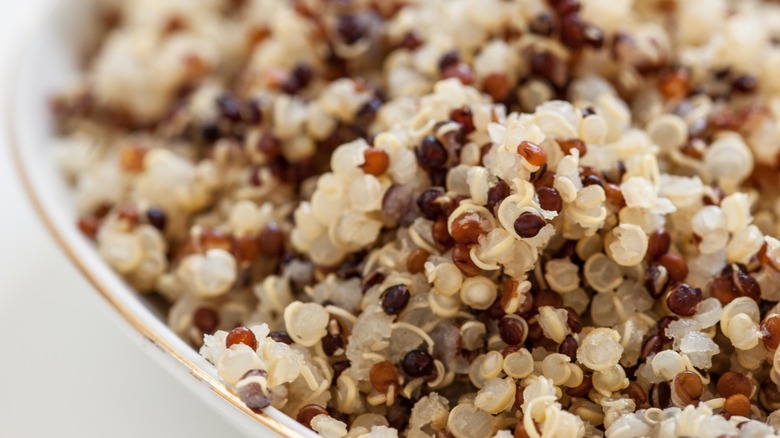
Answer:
[
  {"xmin": 607, "ymin": 224, "xmax": 648, "ymax": 267},
  {"xmin": 311, "ymin": 414, "xmax": 348, "ymax": 438},
  {"xmin": 446, "ymin": 403, "xmax": 496, "ymax": 438},
  {"xmin": 473, "ymin": 377, "xmax": 515, "ymax": 414},
  {"xmin": 459, "ymin": 277, "xmax": 497, "ymax": 310},
  {"xmin": 283, "ymin": 301, "xmax": 329, "ymax": 347},
  {"xmin": 578, "ymin": 328, "xmax": 624, "ymax": 372}
]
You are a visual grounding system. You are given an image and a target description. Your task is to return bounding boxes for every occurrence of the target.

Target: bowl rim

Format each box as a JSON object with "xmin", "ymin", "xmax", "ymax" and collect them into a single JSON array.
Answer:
[{"xmin": 4, "ymin": 4, "xmax": 310, "ymax": 437}]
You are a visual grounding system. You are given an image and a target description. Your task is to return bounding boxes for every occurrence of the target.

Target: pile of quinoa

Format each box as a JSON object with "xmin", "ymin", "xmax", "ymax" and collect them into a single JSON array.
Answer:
[{"xmin": 52, "ymin": 0, "xmax": 780, "ymax": 437}]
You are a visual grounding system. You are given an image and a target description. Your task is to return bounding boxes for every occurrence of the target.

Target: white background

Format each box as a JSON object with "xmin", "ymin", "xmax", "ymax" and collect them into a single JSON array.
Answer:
[{"xmin": 0, "ymin": 1, "xmax": 245, "ymax": 436}]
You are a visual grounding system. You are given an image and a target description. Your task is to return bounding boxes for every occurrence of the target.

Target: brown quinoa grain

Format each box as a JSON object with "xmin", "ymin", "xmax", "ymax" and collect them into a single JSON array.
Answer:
[
  {"xmin": 451, "ymin": 244, "xmax": 481, "ymax": 277},
  {"xmin": 257, "ymin": 133, "xmax": 281, "ymax": 159},
  {"xmin": 534, "ymin": 289, "xmax": 563, "ymax": 309},
  {"xmin": 516, "ymin": 141, "xmax": 547, "ymax": 167},
  {"xmin": 761, "ymin": 381, "xmax": 780, "ymax": 411},
  {"xmin": 406, "ymin": 248, "xmax": 430, "ymax": 274},
  {"xmin": 441, "ymin": 63, "xmax": 474, "ymax": 85},
  {"xmin": 226, "ymin": 326, "xmax": 258, "ymax": 350},
  {"xmin": 200, "ymin": 227, "xmax": 233, "ymax": 252},
  {"xmin": 724, "ymin": 394, "xmax": 752, "ymax": 417},
  {"xmin": 258, "ymin": 223, "xmax": 285, "ymax": 256},
  {"xmin": 482, "ymin": 73, "xmax": 510, "ymax": 102},
  {"xmin": 761, "ymin": 315, "xmax": 780, "ymax": 350},
  {"xmin": 536, "ymin": 186, "xmax": 563, "ymax": 213},
  {"xmin": 658, "ymin": 67, "xmax": 690, "ymax": 100},
  {"xmin": 116, "ymin": 206, "xmax": 139, "ymax": 228},
  {"xmin": 659, "ymin": 253, "xmax": 689, "ymax": 283},
  {"xmin": 297, "ymin": 404, "xmax": 329, "ymax": 429},
  {"xmin": 622, "ymin": 381, "xmax": 648, "ymax": 406},
  {"xmin": 556, "ymin": 138, "xmax": 587, "ymax": 157},
  {"xmin": 450, "ymin": 211, "xmax": 488, "ymax": 245},
  {"xmin": 640, "ymin": 334, "xmax": 665, "ymax": 360},
  {"xmin": 666, "ymin": 283, "xmax": 702, "ymax": 317},
  {"xmin": 645, "ymin": 264, "xmax": 670, "ymax": 298},
  {"xmin": 77, "ymin": 215, "xmax": 99, "ymax": 239},
  {"xmin": 567, "ymin": 374, "xmax": 593, "ymax": 398},
  {"xmin": 604, "ymin": 183, "xmax": 626, "ymax": 208},
  {"xmin": 234, "ymin": 234, "xmax": 260, "ymax": 263},
  {"xmin": 450, "ymin": 106, "xmax": 475, "ymax": 134},
  {"xmin": 193, "ymin": 307, "xmax": 220, "ymax": 334},
  {"xmin": 718, "ymin": 371, "xmax": 753, "ymax": 399},
  {"xmin": 646, "ymin": 229, "xmax": 671, "ymax": 262},
  {"xmin": 369, "ymin": 360, "xmax": 401, "ymax": 392},
  {"xmin": 432, "ymin": 218, "xmax": 455, "ymax": 250},
  {"xmin": 118, "ymin": 144, "xmax": 147, "ymax": 173},
  {"xmin": 674, "ymin": 371, "xmax": 703, "ymax": 405},
  {"xmin": 649, "ymin": 382, "xmax": 672, "ymax": 408},
  {"xmin": 361, "ymin": 148, "xmax": 390, "ymax": 176},
  {"xmin": 514, "ymin": 423, "xmax": 531, "ymax": 438}
]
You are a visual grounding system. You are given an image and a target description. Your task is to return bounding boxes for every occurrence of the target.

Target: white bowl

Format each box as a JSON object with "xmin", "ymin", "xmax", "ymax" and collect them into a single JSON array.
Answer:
[{"xmin": 7, "ymin": 1, "xmax": 317, "ymax": 436}]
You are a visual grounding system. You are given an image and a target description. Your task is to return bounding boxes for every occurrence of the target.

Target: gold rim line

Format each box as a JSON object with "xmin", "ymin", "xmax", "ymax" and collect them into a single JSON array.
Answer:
[{"xmin": 5, "ymin": 42, "xmax": 304, "ymax": 438}]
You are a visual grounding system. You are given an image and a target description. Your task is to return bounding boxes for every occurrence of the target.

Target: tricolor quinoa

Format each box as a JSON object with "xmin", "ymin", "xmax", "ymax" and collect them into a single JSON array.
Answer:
[{"xmin": 52, "ymin": 0, "xmax": 780, "ymax": 437}]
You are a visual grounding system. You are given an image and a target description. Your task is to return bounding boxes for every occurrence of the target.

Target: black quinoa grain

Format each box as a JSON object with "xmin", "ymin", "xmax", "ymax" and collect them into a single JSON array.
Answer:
[
  {"xmin": 269, "ymin": 331, "xmax": 294, "ymax": 345},
  {"xmin": 513, "ymin": 212, "xmax": 547, "ymax": 238},
  {"xmin": 380, "ymin": 284, "xmax": 411, "ymax": 315},
  {"xmin": 499, "ymin": 316, "xmax": 526, "ymax": 345},
  {"xmin": 402, "ymin": 350, "xmax": 435, "ymax": 378},
  {"xmin": 487, "ymin": 180, "xmax": 511, "ymax": 213},
  {"xmin": 146, "ymin": 207, "xmax": 167, "ymax": 231},
  {"xmin": 558, "ymin": 334, "xmax": 578, "ymax": 362},
  {"xmin": 193, "ymin": 307, "xmax": 219, "ymax": 334},
  {"xmin": 337, "ymin": 15, "xmax": 366, "ymax": 44},
  {"xmin": 415, "ymin": 135, "xmax": 448, "ymax": 169}
]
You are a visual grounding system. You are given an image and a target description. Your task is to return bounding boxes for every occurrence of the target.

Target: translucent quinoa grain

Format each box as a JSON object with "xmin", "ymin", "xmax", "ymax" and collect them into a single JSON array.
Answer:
[{"xmin": 578, "ymin": 328, "xmax": 624, "ymax": 372}]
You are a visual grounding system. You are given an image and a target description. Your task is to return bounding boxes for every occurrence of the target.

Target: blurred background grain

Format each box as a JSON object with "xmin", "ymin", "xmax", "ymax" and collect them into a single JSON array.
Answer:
[{"xmin": 0, "ymin": 1, "xmax": 244, "ymax": 436}]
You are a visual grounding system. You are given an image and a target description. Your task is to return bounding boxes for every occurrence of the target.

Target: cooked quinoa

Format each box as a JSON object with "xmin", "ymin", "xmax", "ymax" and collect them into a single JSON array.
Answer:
[{"xmin": 52, "ymin": 0, "xmax": 780, "ymax": 437}]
